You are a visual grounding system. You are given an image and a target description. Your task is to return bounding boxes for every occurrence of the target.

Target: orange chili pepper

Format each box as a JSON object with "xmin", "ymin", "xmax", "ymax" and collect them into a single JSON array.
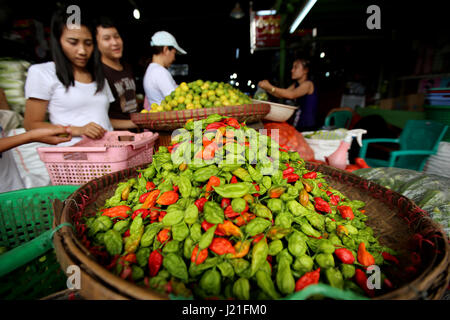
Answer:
[
  {"xmin": 269, "ymin": 187, "xmax": 286, "ymax": 198},
  {"xmin": 336, "ymin": 225, "xmax": 349, "ymax": 237},
  {"xmin": 156, "ymin": 191, "xmax": 179, "ymax": 206},
  {"xmin": 142, "ymin": 189, "xmax": 161, "ymax": 209},
  {"xmin": 217, "ymin": 220, "xmax": 242, "ymax": 238},
  {"xmin": 157, "ymin": 228, "xmax": 171, "ymax": 244},
  {"xmin": 205, "ymin": 175, "xmax": 221, "ymax": 192},
  {"xmin": 209, "ymin": 238, "xmax": 236, "ymax": 255},
  {"xmin": 357, "ymin": 242, "xmax": 375, "ymax": 267},
  {"xmin": 122, "ymin": 253, "xmax": 137, "ymax": 264},
  {"xmin": 229, "ymin": 240, "xmax": 251, "ymax": 258},
  {"xmin": 101, "ymin": 205, "xmax": 131, "ymax": 218},
  {"xmin": 234, "ymin": 212, "xmax": 256, "ymax": 226}
]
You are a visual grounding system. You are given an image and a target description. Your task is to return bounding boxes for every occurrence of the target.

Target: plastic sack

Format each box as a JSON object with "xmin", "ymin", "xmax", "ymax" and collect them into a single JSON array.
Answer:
[
  {"xmin": 354, "ymin": 167, "xmax": 450, "ymax": 238},
  {"xmin": 264, "ymin": 122, "xmax": 315, "ymax": 161},
  {"xmin": 302, "ymin": 129, "xmax": 348, "ymax": 162}
]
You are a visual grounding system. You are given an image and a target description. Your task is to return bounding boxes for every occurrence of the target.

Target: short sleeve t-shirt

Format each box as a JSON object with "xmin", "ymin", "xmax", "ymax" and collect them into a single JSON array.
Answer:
[
  {"xmin": 102, "ymin": 62, "xmax": 139, "ymax": 120},
  {"xmin": 25, "ymin": 62, "xmax": 114, "ymax": 146},
  {"xmin": 0, "ymin": 126, "xmax": 25, "ymax": 193},
  {"xmin": 143, "ymin": 63, "xmax": 177, "ymax": 105}
]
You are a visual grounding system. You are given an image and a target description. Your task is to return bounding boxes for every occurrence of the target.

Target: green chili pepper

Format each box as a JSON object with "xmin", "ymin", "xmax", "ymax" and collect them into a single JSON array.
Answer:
[
  {"xmin": 231, "ymin": 198, "xmax": 246, "ymax": 213},
  {"xmin": 317, "ymin": 239, "xmax": 336, "ymax": 254},
  {"xmin": 226, "ymin": 143, "xmax": 246, "ymax": 155},
  {"xmin": 254, "ymin": 203, "xmax": 273, "ymax": 220},
  {"xmin": 325, "ymin": 268, "xmax": 344, "ymax": 290},
  {"xmin": 88, "ymin": 216, "xmax": 112, "ymax": 236},
  {"xmin": 103, "ymin": 229, "xmax": 123, "ymax": 256},
  {"xmin": 287, "ymin": 200, "xmax": 309, "ymax": 217},
  {"xmin": 143, "ymin": 165, "xmax": 156, "ymax": 180},
  {"xmin": 316, "ymin": 253, "xmax": 335, "ymax": 269},
  {"xmin": 274, "ymin": 211, "xmax": 293, "ymax": 229},
  {"xmin": 268, "ymin": 239, "xmax": 284, "ymax": 256},
  {"xmin": 194, "ymin": 165, "xmax": 219, "ymax": 182},
  {"xmin": 205, "ymin": 114, "xmax": 223, "ymax": 124},
  {"xmin": 276, "ymin": 256, "xmax": 295, "ymax": 295},
  {"xmin": 298, "ymin": 218, "xmax": 322, "ymax": 238},
  {"xmin": 189, "ymin": 257, "xmax": 219, "ymax": 277},
  {"xmin": 289, "ymin": 151, "xmax": 301, "ymax": 161},
  {"xmin": 131, "ymin": 265, "xmax": 144, "ymax": 281},
  {"xmin": 325, "ymin": 217, "xmax": 337, "ymax": 233},
  {"xmin": 342, "ymin": 237, "xmax": 357, "ymax": 250},
  {"xmin": 280, "ymin": 186, "xmax": 299, "ymax": 202},
  {"xmin": 162, "ymin": 208, "xmax": 185, "ymax": 227},
  {"xmin": 262, "ymin": 176, "xmax": 272, "ymax": 190},
  {"xmin": 213, "ymin": 183, "xmax": 250, "ymax": 198},
  {"xmin": 141, "ymin": 223, "xmax": 162, "ymax": 247},
  {"xmin": 199, "ymin": 225, "xmax": 217, "ymax": 250},
  {"xmin": 163, "ymin": 253, "xmax": 189, "ymax": 281},
  {"xmin": 328, "ymin": 233, "xmax": 343, "ymax": 246},
  {"xmin": 203, "ymin": 201, "xmax": 225, "ymax": 224},
  {"xmin": 287, "ymin": 232, "xmax": 307, "ymax": 257},
  {"xmin": 233, "ymin": 278, "xmax": 250, "ymax": 300},
  {"xmin": 230, "ymin": 167, "xmax": 251, "ymax": 182},
  {"xmin": 183, "ymin": 236, "xmax": 195, "ymax": 259},
  {"xmin": 245, "ymin": 217, "xmax": 272, "ymax": 237},
  {"xmin": 94, "ymin": 232, "xmax": 105, "ymax": 245},
  {"xmin": 292, "ymin": 255, "xmax": 314, "ymax": 273},
  {"xmin": 125, "ymin": 232, "xmax": 143, "ymax": 254},
  {"xmin": 340, "ymin": 264, "xmax": 356, "ymax": 279},
  {"xmin": 267, "ymin": 198, "xmax": 283, "ymax": 213},
  {"xmin": 250, "ymin": 237, "xmax": 269, "ymax": 276},
  {"xmin": 199, "ymin": 268, "xmax": 222, "ymax": 297},
  {"xmin": 172, "ymin": 222, "xmax": 189, "ymax": 242},
  {"xmin": 217, "ymin": 261, "xmax": 235, "ymax": 278},
  {"xmin": 136, "ymin": 247, "xmax": 151, "ymax": 267},
  {"xmin": 176, "ymin": 176, "xmax": 192, "ymax": 199},
  {"xmin": 113, "ymin": 220, "xmax": 129, "ymax": 234},
  {"xmin": 184, "ymin": 204, "xmax": 199, "ymax": 225},
  {"xmin": 305, "ymin": 212, "xmax": 325, "ymax": 231},
  {"xmin": 190, "ymin": 223, "xmax": 202, "ymax": 242},
  {"xmin": 162, "ymin": 240, "xmax": 180, "ymax": 254},
  {"xmin": 247, "ymin": 165, "xmax": 263, "ymax": 182},
  {"xmin": 255, "ymin": 270, "xmax": 280, "ymax": 299}
]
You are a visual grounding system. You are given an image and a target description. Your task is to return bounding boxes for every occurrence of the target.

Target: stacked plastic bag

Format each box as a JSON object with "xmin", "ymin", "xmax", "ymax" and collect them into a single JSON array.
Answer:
[
  {"xmin": 0, "ymin": 58, "xmax": 31, "ymax": 115},
  {"xmin": 354, "ymin": 167, "xmax": 450, "ymax": 238}
]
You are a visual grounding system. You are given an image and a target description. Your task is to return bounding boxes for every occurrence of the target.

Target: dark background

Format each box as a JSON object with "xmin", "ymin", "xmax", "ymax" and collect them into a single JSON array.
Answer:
[{"xmin": 1, "ymin": 0, "xmax": 449, "ymax": 123}]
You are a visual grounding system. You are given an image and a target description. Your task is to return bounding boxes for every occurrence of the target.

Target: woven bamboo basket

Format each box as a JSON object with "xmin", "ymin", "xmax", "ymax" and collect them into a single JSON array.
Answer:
[
  {"xmin": 52, "ymin": 162, "xmax": 450, "ymax": 300},
  {"xmin": 130, "ymin": 103, "xmax": 270, "ymax": 131}
]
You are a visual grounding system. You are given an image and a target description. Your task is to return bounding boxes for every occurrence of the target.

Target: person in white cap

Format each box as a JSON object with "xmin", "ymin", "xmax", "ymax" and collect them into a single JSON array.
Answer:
[{"xmin": 143, "ymin": 31, "xmax": 187, "ymax": 107}]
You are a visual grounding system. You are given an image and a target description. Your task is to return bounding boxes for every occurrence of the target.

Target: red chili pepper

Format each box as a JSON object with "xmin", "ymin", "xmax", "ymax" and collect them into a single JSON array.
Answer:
[
  {"xmin": 318, "ymin": 183, "xmax": 323, "ymax": 188},
  {"xmin": 295, "ymin": 268, "xmax": 321, "ymax": 292},
  {"xmin": 330, "ymin": 195, "xmax": 341, "ymax": 206},
  {"xmin": 411, "ymin": 252, "xmax": 421, "ymax": 266},
  {"xmin": 158, "ymin": 211, "xmax": 167, "ymax": 222},
  {"xmin": 230, "ymin": 176, "xmax": 238, "ymax": 184},
  {"xmin": 337, "ymin": 205, "xmax": 355, "ymax": 220},
  {"xmin": 252, "ymin": 234, "xmax": 264, "ymax": 244},
  {"xmin": 302, "ymin": 172, "xmax": 317, "ymax": 179},
  {"xmin": 101, "ymin": 205, "xmax": 131, "ymax": 219},
  {"xmin": 334, "ymin": 248, "xmax": 355, "ymax": 264},
  {"xmin": 283, "ymin": 167, "xmax": 295, "ymax": 175},
  {"xmin": 157, "ymin": 228, "xmax": 170, "ymax": 243},
  {"xmin": 149, "ymin": 209, "xmax": 159, "ymax": 221},
  {"xmin": 173, "ymin": 185, "xmax": 179, "ymax": 193},
  {"xmin": 209, "ymin": 238, "xmax": 236, "ymax": 255},
  {"xmin": 205, "ymin": 122, "xmax": 227, "ymax": 131},
  {"xmin": 286, "ymin": 173, "xmax": 300, "ymax": 183},
  {"xmin": 224, "ymin": 205, "xmax": 241, "ymax": 218},
  {"xmin": 123, "ymin": 230, "xmax": 130, "ymax": 238},
  {"xmin": 381, "ymin": 251, "xmax": 399, "ymax": 265},
  {"xmin": 355, "ymin": 269, "xmax": 375, "ymax": 297},
  {"xmin": 148, "ymin": 250, "xmax": 163, "ymax": 277},
  {"xmin": 167, "ymin": 145, "xmax": 174, "ymax": 153},
  {"xmin": 201, "ymin": 220, "xmax": 226, "ymax": 236},
  {"xmin": 314, "ymin": 197, "xmax": 331, "ymax": 213},
  {"xmin": 194, "ymin": 197, "xmax": 208, "ymax": 212},
  {"xmin": 132, "ymin": 208, "xmax": 149, "ymax": 220},
  {"xmin": 146, "ymin": 181, "xmax": 156, "ymax": 191},
  {"xmin": 205, "ymin": 176, "xmax": 221, "ymax": 192},
  {"xmin": 224, "ymin": 118, "xmax": 240, "ymax": 129},
  {"xmin": 221, "ymin": 198, "xmax": 231, "ymax": 209},
  {"xmin": 326, "ymin": 191, "xmax": 333, "ymax": 196},
  {"xmin": 191, "ymin": 245, "xmax": 208, "ymax": 265},
  {"xmin": 383, "ymin": 278, "xmax": 394, "ymax": 289}
]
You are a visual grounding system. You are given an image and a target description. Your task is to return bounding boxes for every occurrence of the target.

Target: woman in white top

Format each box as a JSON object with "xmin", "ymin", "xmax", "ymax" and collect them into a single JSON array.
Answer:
[
  {"xmin": 143, "ymin": 31, "xmax": 187, "ymax": 106},
  {"xmin": 24, "ymin": 8, "xmax": 114, "ymax": 146}
]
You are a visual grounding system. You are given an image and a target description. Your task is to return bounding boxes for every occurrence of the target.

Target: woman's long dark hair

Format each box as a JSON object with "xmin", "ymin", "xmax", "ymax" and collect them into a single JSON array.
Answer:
[{"xmin": 50, "ymin": 8, "xmax": 105, "ymax": 93}]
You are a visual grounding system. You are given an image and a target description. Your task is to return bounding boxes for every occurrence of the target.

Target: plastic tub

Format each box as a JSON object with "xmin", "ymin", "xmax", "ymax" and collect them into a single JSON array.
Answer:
[
  {"xmin": 252, "ymin": 99, "xmax": 298, "ymax": 122},
  {"xmin": 37, "ymin": 131, "xmax": 158, "ymax": 185}
]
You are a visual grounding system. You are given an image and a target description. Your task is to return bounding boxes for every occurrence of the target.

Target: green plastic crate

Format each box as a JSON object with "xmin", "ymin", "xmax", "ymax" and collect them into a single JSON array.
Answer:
[
  {"xmin": 425, "ymin": 105, "xmax": 450, "ymax": 142},
  {"xmin": 0, "ymin": 185, "xmax": 79, "ymax": 300}
]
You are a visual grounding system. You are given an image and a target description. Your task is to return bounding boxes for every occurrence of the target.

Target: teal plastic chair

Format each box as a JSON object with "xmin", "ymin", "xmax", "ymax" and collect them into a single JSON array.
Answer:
[
  {"xmin": 359, "ymin": 120, "xmax": 448, "ymax": 171},
  {"xmin": 324, "ymin": 110, "xmax": 353, "ymax": 128}
]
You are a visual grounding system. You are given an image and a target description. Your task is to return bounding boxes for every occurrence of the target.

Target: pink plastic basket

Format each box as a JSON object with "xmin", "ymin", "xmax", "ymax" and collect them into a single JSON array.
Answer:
[{"xmin": 37, "ymin": 131, "xmax": 159, "ymax": 185}]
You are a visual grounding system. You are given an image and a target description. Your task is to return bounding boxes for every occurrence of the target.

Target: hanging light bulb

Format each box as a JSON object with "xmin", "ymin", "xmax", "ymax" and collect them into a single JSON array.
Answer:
[
  {"xmin": 133, "ymin": 9, "xmax": 140, "ymax": 20},
  {"xmin": 230, "ymin": 2, "xmax": 245, "ymax": 19}
]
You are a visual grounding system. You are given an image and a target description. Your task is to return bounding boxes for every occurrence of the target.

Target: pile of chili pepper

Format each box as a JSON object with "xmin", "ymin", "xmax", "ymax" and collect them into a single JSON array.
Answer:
[{"xmin": 82, "ymin": 114, "xmax": 400, "ymax": 300}]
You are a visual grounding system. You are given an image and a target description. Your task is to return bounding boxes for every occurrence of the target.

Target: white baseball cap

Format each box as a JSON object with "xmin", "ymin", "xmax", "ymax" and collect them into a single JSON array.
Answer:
[{"xmin": 150, "ymin": 31, "xmax": 187, "ymax": 55}]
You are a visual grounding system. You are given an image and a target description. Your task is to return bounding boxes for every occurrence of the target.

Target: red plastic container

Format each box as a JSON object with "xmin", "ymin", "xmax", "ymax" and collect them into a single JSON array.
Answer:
[{"xmin": 37, "ymin": 131, "xmax": 159, "ymax": 185}]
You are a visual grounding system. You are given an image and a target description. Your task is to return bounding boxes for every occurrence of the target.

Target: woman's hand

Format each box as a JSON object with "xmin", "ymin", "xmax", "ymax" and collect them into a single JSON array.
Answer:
[
  {"xmin": 28, "ymin": 126, "xmax": 72, "ymax": 145},
  {"xmin": 258, "ymin": 80, "xmax": 272, "ymax": 91},
  {"xmin": 72, "ymin": 122, "xmax": 107, "ymax": 139}
]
